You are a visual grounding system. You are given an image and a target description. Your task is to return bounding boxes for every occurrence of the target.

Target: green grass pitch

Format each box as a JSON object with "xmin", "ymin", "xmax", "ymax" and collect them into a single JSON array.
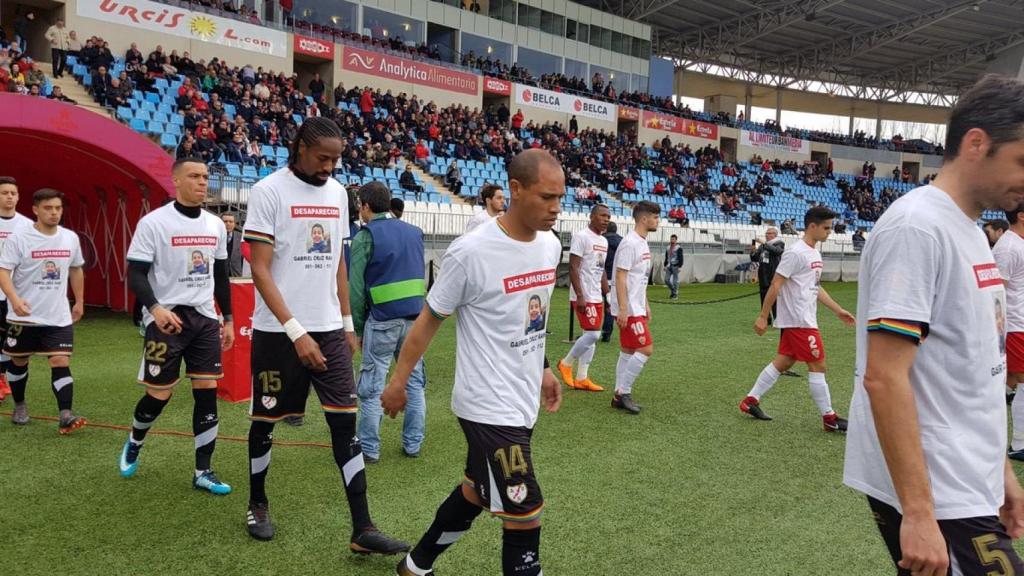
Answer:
[{"xmin": 2, "ymin": 282, "xmax": 1020, "ymax": 574}]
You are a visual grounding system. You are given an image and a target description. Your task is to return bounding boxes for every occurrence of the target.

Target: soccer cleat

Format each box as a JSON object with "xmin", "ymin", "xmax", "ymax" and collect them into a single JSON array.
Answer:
[
  {"xmin": 350, "ymin": 528, "xmax": 412, "ymax": 556},
  {"xmin": 119, "ymin": 439, "xmax": 142, "ymax": 478},
  {"xmin": 58, "ymin": 413, "xmax": 87, "ymax": 435},
  {"xmin": 739, "ymin": 396, "xmax": 773, "ymax": 421},
  {"xmin": 194, "ymin": 471, "xmax": 232, "ymax": 495},
  {"xmin": 1009, "ymin": 390, "xmax": 1017, "ymax": 406},
  {"xmin": 782, "ymin": 370, "xmax": 801, "ymax": 378},
  {"xmin": 574, "ymin": 378, "xmax": 604, "ymax": 392},
  {"xmin": 283, "ymin": 414, "xmax": 304, "ymax": 427},
  {"xmin": 823, "ymin": 413, "xmax": 848, "ymax": 433},
  {"xmin": 611, "ymin": 393, "xmax": 641, "ymax": 414},
  {"xmin": 557, "ymin": 360, "xmax": 575, "ymax": 389},
  {"xmin": 0, "ymin": 373, "xmax": 10, "ymax": 403},
  {"xmin": 247, "ymin": 502, "xmax": 275, "ymax": 541},
  {"xmin": 12, "ymin": 401, "xmax": 29, "ymax": 425},
  {"xmin": 396, "ymin": 556, "xmax": 435, "ymax": 576},
  {"xmin": 1010, "ymin": 448, "xmax": 1024, "ymax": 462}
]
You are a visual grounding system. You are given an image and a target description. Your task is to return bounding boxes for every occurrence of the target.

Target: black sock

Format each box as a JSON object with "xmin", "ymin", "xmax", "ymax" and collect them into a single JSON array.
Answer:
[
  {"xmin": 7, "ymin": 362, "xmax": 27, "ymax": 404},
  {"xmin": 51, "ymin": 366, "xmax": 73, "ymax": 411},
  {"xmin": 502, "ymin": 526, "xmax": 542, "ymax": 576},
  {"xmin": 409, "ymin": 485, "xmax": 483, "ymax": 570},
  {"xmin": 193, "ymin": 388, "xmax": 218, "ymax": 472},
  {"xmin": 131, "ymin": 393, "xmax": 169, "ymax": 444},
  {"xmin": 325, "ymin": 411, "xmax": 373, "ymax": 534},
  {"xmin": 248, "ymin": 420, "xmax": 274, "ymax": 505}
]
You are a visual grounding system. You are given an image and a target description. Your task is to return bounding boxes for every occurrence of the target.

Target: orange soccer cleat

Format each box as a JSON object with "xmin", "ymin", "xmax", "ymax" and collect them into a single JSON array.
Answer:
[
  {"xmin": 574, "ymin": 378, "xmax": 604, "ymax": 392},
  {"xmin": 557, "ymin": 360, "xmax": 576, "ymax": 389},
  {"xmin": 0, "ymin": 373, "xmax": 10, "ymax": 403}
]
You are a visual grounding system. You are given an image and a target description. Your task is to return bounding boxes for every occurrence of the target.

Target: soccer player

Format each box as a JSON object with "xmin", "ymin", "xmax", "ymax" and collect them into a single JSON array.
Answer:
[
  {"xmin": 739, "ymin": 206, "xmax": 855, "ymax": 431},
  {"xmin": 845, "ymin": 75, "xmax": 1024, "ymax": 575},
  {"xmin": 242, "ymin": 117, "xmax": 407, "ymax": 554},
  {"xmin": 0, "ymin": 176, "xmax": 32, "ymax": 403},
  {"xmin": 464, "ymin": 183, "xmax": 504, "ymax": 234},
  {"xmin": 381, "ymin": 149, "xmax": 563, "ymax": 576},
  {"xmin": 0, "ymin": 188, "xmax": 85, "ymax": 433},
  {"xmin": 558, "ymin": 203, "xmax": 610, "ymax": 392},
  {"xmin": 994, "ymin": 203, "xmax": 1024, "ymax": 461},
  {"xmin": 117, "ymin": 158, "xmax": 235, "ymax": 495},
  {"xmin": 609, "ymin": 200, "xmax": 659, "ymax": 415}
]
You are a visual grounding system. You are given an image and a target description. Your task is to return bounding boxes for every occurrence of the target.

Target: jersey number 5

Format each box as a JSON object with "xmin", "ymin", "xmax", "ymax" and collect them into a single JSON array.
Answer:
[
  {"xmin": 494, "ymin": 445, "xmax": 528, "ymax": 479},
  {"xmin": 973, "ymin": 533, "xmax": 1013, "ymax": 576},
  {"xmin": 258, "ymin": 370, "xmax": 282, "ymax": 394}
]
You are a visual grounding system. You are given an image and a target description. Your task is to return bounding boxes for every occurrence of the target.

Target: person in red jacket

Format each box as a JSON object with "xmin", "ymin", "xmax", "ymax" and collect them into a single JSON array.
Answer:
[
  {"xmin": 414, "ymin": 140, "xmax": 430, "ymax": 169},
  {"xmin": 623, "ymin": 176, "xmax": 636, "ymax": 192},
  {"xmin": 511, "ymin": 109, "xmax": 524, "ymax": 130},
  {"xmin": 653, "ymin": 181, "xmax": 667, "ymax": 195},
  {"xmin": 360, "ymin": 88, "xmax": 374, "ymax": 123}
]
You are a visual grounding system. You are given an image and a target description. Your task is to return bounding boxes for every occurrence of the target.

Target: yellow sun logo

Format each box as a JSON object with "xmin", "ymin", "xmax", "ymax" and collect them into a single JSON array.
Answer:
[{"xmin": 189, "ymin": 16, "xmax": 217, "ymax": 40}]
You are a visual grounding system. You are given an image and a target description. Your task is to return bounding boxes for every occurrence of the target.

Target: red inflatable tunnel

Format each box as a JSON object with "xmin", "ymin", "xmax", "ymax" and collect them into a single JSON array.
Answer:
[{"xmin": 0, "ymin": 94, "xmax": 174, "ymax": 311}]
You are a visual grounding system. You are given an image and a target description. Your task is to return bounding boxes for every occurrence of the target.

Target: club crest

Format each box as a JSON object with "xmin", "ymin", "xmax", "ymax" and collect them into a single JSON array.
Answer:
[
  {"xmin": 148, "ymin": 364, "xmax": 161, "ymax": 377},
  {"xmin": 261, "ymin": 395, "xmax": 277, "ymax": 409},
  {"xmin": 506, "ymin": 483, "xmax": 528, "ymax": 504}
]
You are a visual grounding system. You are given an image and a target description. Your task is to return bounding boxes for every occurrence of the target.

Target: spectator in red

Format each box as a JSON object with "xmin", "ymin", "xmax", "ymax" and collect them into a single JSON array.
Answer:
[
  {"xmin": 652, "ymin": 180, "xmax": 667, "ymax": 195},
  {"xmin": 360, "ymin": 87, "xmax": 374, "ymax": 123},
  {"xmin": 623, "ymin": 175, "xmax": 636, "ymax": 192},
  {"xmin": 428, "ymin": 123, "xmax": 440, "ymax": 141},
  {"xmin": 761, "ymin": 159, "xmax": 772, "ymax": 172},
  {"xmin": 414, "ymin": 139, "xmax": 430, "ymax": 169},
  {"xmin": 669, "ymin": 205, "xmax": 688, "ymax": 226},
  {"xmin": 511, "ymin": 109, "xmax": 524, "ymax": 130},
  {"xmin": 177, "ymin": 76, "xmax": 194, "ymax": 97}
]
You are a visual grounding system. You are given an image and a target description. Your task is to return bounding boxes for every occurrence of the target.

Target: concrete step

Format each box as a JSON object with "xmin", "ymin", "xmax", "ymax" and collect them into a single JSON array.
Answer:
[
  {"xmin": 406, "ymin": 162, "xmax": 471, "ymax": 205},
  {"xmin": 37, "ymin": 61, "xmax": 113, "ymax": 119}
]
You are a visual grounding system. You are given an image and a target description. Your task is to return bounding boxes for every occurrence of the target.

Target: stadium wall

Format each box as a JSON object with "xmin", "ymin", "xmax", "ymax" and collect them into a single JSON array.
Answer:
[{"xmin": 63, "ymin": 0, "xmax": 294, "ymax": 74}]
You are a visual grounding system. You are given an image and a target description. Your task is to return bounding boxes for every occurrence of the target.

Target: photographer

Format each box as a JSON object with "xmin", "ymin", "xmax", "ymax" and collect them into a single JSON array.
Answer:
[{"xmin": 750, "ymin": 227, "xmax": 785, "ymax": 324}]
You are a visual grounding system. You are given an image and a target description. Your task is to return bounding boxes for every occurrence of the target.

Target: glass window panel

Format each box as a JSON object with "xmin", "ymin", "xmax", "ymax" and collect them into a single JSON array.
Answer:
[
  {"xmin": 294, "ymin": 0, "xmax": 358, "ymax": 31},
  {"xmin": 565, "ymin": 18, "xmax": 577, "ymax": 40},
  {"xmin": 363, "ymin": 7, "xmax": 424, "ymax": 43},
  {"xmin": 462, "ymin": 32, "xmax": 512, "ymax": 66},
  {"xmin": 517, "ymin": 46, "xmax": 561, "ymax": 77}
]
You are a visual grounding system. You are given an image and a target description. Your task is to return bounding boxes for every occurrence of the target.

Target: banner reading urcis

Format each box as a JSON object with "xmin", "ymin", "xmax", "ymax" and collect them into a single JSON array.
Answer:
[{"xmin": 78, "ymin": 0, "xmax": 287, "ymax": 57}]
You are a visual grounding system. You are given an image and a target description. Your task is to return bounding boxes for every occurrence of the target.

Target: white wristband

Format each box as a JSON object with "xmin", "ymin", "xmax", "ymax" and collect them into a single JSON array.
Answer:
[
  {"xmin": 343, "ymin": 315, "xmax": 355, "ymax": 333},
  {"xmin": 283, "ymin": 318, "xmax": 307, "ymax": 342}
]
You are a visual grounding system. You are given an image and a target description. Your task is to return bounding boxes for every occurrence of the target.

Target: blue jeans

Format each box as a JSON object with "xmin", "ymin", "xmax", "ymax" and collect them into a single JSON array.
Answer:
[
  {"xmin": 665, "ymin": 265, "xmax": 680, "ymax": 296},
  {"xmin": 357, "ymin": 316, "xmax": 426, "ymax": 458}
]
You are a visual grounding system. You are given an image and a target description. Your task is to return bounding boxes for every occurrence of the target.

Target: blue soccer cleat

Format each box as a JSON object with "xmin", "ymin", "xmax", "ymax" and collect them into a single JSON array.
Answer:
[
  {"xmin": 119, "ymin": 439, "xmax": 141, "ymax": 478},
  {"xmin": 193, "ymin": 471, "xmax": 232, "ymax": 495}
]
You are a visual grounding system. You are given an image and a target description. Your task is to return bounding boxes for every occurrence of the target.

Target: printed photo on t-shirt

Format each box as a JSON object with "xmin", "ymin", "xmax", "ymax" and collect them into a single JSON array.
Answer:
[
  {"xmin": 524, "ymin": 292, "xmax": 548, "ymax": 335},
  {"xmin": 188, "ymin": 250, "xmax": 210, "ymax": 275},
  {"xmin": 307, "ymin": 222, "xmax": 331, "ymax": 254},
  {"xmin": 42, "ymin": 260, "xmax": 60, "ymax": 280},
  {"xmin": 996, "ymin": 292, "xmax": 1007, "ymax": 355}
]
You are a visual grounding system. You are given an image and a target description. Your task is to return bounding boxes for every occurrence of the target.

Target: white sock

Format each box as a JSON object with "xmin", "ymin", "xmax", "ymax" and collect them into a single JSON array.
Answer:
[
  {"xmin": 404, "ymin": 555, "xmax": 431, "ymax": 576},
  {"xmin": 748, "ymin": 363, "xmax": 781, "ymax": 400},
  {"xmin": 617, "ymin": 353, "xmax": 649, "ymax": 395},
  {"xmin": 615, "ymin": 352, "xmax": 631, "ymax": 393},
  {"xmin": 577, "ymin": 339, "xmax": 597, "ymax": 380},
  {"xmin": 194, "ymin": 469, "xmax": 208, "ymax": 478},
  {"xmin": 1013, "ymin": 383, "xmax": 1024, "ymax": 451},
  {"xmin": 808, "ymin": 372, "xmax": 834, "ymax": 416},
  {"xmin": 565, "ymin": 330, "xmax": 600, "ymax": 364}
]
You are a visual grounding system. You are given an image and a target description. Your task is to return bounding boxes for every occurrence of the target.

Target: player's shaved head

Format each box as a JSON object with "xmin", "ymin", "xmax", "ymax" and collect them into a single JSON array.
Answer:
[
  {"xmin": 508, "ymin": 149, "xmax": 562, "ymax": 190},
  {"xmin": 172, "ymin": 157, "xmax": 206, "ymax": 174}
]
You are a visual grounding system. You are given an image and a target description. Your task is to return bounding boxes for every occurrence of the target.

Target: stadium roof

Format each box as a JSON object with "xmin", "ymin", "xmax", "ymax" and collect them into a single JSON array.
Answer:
[{"xmin": 581, "ymin": 0, "xmax": 1024, "ymax": 105}]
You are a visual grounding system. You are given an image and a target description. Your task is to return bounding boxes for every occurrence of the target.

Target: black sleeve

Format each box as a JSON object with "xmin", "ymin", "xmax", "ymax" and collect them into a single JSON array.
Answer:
[
  {"xmin": 214, "ymin": 259, "xmax": 232, "ymax": 321},
  {"xmin": 128, "ymin": 261, "xmax": 158, "ymax": 309},
  {"xmin": 543, "ymin": 356, "xmax": 550, "ymax": 370}
]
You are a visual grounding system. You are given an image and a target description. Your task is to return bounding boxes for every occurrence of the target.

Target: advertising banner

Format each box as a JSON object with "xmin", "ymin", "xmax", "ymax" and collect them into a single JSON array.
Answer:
[
  {"xmin": 641, "ymin": 110, "xmax": 718, "ymax": 140},
  {"xmin": 341, "ymin": 46, "xmax": 479, "ymax": 95},
  {"xmin": 740, "ymin": 130, "xmax": 810, "ymax": 154},
  {"xmin": 483, "ymin": 77, "xmax": 512, "ymax": 96},
  {"xmin": 513, "ymin": 83, "xmax": 617, "ymax": 123},
  {"xmin": 294, "ymin": 34, "xmax": 334, "ymax": 60}
]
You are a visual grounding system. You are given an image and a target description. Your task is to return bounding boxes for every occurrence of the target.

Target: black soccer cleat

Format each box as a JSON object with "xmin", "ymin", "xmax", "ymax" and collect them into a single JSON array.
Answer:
[
  {"xmin": 823, "ymin": 413, "xmax": 848, "ymax": 433},
  {"xmin": 350, "ymin": 528, "xmax": 411, "ymax": 556},
  {"xmin": 396, "ymin": 556, "xmax": 435, "ymax": 576},
  {"xmin": 739, "ymin": 396, "xmax": 772, "ymax": 421},
  {"xmin": 612, "ymin": 393, "xmax": 641, "ymax": 414},
  {"xmin": 247, "ymin": 502, "xmax": 275, "ymax": 541}
]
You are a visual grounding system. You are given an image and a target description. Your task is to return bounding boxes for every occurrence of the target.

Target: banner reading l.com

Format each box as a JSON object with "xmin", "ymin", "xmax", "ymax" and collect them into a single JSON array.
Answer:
[
  {"xmin": 341, "ymin": 46, "xmax": 479, "ymax": 95},
  {"xmin": 78, "ymin": 0, "xmax": 287, "ymax": 57}
]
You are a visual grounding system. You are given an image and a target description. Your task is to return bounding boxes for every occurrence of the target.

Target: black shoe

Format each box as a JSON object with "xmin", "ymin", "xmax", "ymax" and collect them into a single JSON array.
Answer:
[
  {"xmin": 365, "ymin": 454, "xmax": 380, "ymax": 464},
  {"xmin": 782, "ymin": 370, "xmax": 801, "ymax": 378},
  {"xmin": 823, "ymin": 414, "xmax": 848, "ymax": 433},
  {"xmin": 739, "ymin": 396, "xmax": 772, "ymax": 421},
  {"xmin": 611, "ymin": 393, "xmax": 641, "ymax": 414},
  {"xmin": 283, "ymin": 415, "xmax": 304, "ymax": 426},
  {"xmin": 396, "ymin": 556, "xmax": 434, "ymax": 575},
  {"xmin": 1009, "ymin": 391, "xmax": 1017, "ymax": 406},
  {"xmin": 350, "ymin": 528, "xmax": 411, "ymax": 555},
  {"xmin": 247, "ymin": 502, "xmax": 275, "ymax": 541}
]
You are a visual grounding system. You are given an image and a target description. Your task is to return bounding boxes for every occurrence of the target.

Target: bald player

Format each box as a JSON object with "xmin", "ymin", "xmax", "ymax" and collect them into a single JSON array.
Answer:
[{"xmin": 559, "ymin": 203, "xmax": 610, "ymax": 392}]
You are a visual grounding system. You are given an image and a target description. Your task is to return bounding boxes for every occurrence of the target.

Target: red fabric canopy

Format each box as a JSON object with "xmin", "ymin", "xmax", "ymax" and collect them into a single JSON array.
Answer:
[{"xmin": 0, "ymin": 94, "xmax": 174, "ymax": 310}]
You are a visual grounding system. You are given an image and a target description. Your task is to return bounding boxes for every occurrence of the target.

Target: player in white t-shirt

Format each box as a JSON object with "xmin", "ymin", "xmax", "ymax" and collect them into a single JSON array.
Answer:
[
  {"xmin": 993, "ymin": 204, "xmax": 1024, "ymax": 462},
  {"xmin": 609, "ymin": 200, "xmax": 659, "ymax": 415},
  {"xmin": 740, "ymin": 206, "xmax": 855, "ymax": 431},
  {"xmin": 464, "ymin": 183, "xmax": 504, "ymax": 234},
  {"xmin": 558, "ymin": 204, "xmax": 610, "ymax": 392},
  {"xmin": 382, "ymin": 150, "xmax": 563, "ymax": 576},
  {"xmin": 117, "ymin": 158, "xmax": 235, "ymax": 495},
  {"xmin": 0, "ymin": 188, "xmax": 85, "ymax": 434},
  {"xmin": 844, "ymin": 75, "xmax": 1024, "ymax": 576},
  {"xmin": 240, "ymin": 118, "xmax": 408, "ymax": 555},
  {"xmin": 0, "ymin": 176, "xmax": 32, "ymax": 403}
]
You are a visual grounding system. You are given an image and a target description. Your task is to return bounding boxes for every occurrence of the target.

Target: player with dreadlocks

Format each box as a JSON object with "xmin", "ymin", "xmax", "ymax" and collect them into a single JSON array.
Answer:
[{"xmin": 242, "ymin": 117, "xmax": 410, "ymax": 554}]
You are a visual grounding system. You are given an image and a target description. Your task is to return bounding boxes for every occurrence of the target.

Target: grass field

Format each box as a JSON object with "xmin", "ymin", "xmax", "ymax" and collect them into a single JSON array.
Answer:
[{"xmin": 1, "ymin": 282, "xmax": 1019, "ymax": 575}]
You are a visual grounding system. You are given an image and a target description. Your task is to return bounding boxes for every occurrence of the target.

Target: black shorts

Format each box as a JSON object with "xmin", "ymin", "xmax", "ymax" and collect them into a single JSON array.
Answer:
[
  {"xmin": 3, "ymin": 323, "xmax": 73, "ymax": 357},
  {"xmin": 249, "ymin": 329, "xmax": 356, "ymax": 422},
  {"xmin": 459, "ymin": 418, "xmax": 543, "ymax": 523},
  {"xmin": 868, "ymin": 496, "xmax": 1024, "ymax": 575},
  {"xmin": 0, "ymin": 299, "xmax": 8, "ymax": 341},
  {"xmin": 137, "ymin": 306, "xmax": 223, "ymax": 388}
]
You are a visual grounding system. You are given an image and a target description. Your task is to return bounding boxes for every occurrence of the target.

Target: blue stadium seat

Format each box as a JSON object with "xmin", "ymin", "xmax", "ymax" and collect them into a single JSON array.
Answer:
[
  {"xmin": 169, "ymin": 115, "xmax": 184, "ymax": 126},
  {"xmin": 160, "ymin": 133, "xmax": 179, "ymax": 148},
  {"xmin": 134, "ymin": 110, "xmax": 151, "ymax": 122},
  {"xmin": 152, "ymin": 112, "xmax": 169, "ymax": 124},
  {"xmin": 226, "ymin": 164, "xmax": 242, "ymax": 177},
  {"xmin": 261, "ymin": 145, "xmax": 275, "ymax": 158},
  {"xmin": 145, "ymin": 92, "xmax": 161, "ymax": 104},
  {"xmin": 140, "ymin": 101, "xmax": 156, "ymax": 113},
  {"xmin": 129, "ymin": 118, "xmax": 146, "ymax": 132},
  {"xmin": 242, "ymin": 165, "xmax": 258, "ymax": 178},
  {"xmin": 146, "ymin": 121, "xmax": 164, "ymax": 134},
  {"xmin": 166, "ymin": 124, "xmax": 182, "ymax": 137},
  {"xmin": 116, "ymin": 107, "xmax": 133, "ymax": 122},
  {"xmin": 154, "ymin": 78, "xmax": 169, "ymax": 91}
]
